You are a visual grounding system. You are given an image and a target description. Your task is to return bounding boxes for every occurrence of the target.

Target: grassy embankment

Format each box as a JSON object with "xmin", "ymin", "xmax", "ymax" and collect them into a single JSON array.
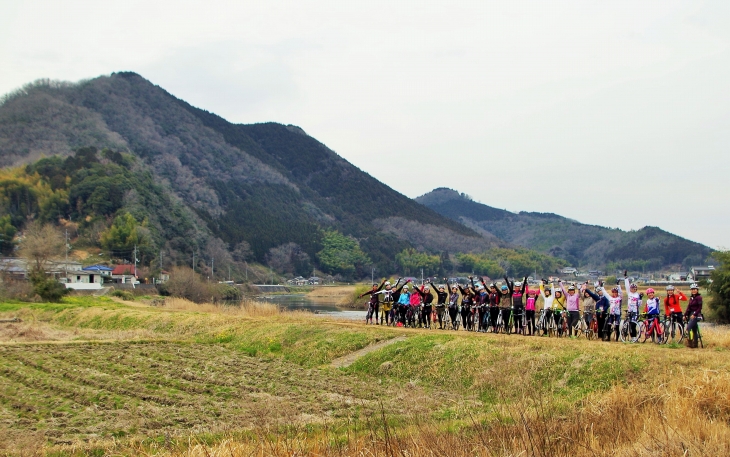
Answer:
[{"xmin": 1, "ymin": 296, "xmax": 729, "ymax": 456}]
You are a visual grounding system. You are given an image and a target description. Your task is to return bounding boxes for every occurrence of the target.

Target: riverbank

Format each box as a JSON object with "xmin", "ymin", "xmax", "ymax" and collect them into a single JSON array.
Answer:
[
  {"xmin": 305, "ymin": 284, "xmax": 357, "ymax": 306},
  {"xmin": 1, "ymin": 297, "xmax": 729, "ymax": 456}
]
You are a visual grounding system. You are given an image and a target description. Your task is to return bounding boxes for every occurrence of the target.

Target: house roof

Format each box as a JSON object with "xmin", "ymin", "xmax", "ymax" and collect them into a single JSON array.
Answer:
[
  {"xmin": 82, "ymin": 264, "xmax": 114, "ymax": 272},
  {"xmin": 112, "ymin": 265, "xmax": 136, "ymax": 275}
]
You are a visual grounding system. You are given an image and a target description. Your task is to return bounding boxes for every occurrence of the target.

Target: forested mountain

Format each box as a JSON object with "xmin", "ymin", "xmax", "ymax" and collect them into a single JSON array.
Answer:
[
  {"xmin": 0, "ymin": 73, "xmax": 521, "ymax": 279},
  {"xmin": 416, "ymin": 188, "xmax": 713, "ymax": 271}
]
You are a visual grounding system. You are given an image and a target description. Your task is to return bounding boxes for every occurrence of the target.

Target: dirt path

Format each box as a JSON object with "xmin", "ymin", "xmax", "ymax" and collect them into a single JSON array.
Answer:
[{"xmin": 331, "ymin": 336, "xmax": 407, "ymax": 368}]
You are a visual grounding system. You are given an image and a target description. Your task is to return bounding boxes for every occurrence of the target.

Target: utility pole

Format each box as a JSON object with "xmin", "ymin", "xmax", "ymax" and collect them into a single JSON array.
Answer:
[
  {"xmin": 65, "ymin": 229, "xmax": 69, "ymax": 279},
  {"xmin": 371, "ymin": 267, "xmax": 374, "ymax": 285},
  {"xmin": 133, "ymin": 245, "xmax": 138, "ymax": 277},
  {"xmin": 228, "ymin": 265, "xmax": 231, "ymax": 281},
  {"xmin": 192, "ymin": 250, "xmax": 195, "ymax": 272},
  {"xmin": 211, "ymin": 257, "xmax": 214, "ymax": 281},
  {"xmin": 421, "ymin": 268, "xmax": 424, "ymax": 285}
]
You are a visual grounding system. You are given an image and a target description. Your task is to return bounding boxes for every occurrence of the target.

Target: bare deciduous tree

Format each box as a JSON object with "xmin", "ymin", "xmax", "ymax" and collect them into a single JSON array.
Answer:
[{"xmin": 18, "ymin": 222, "xmax": 65, "ymax": 273}]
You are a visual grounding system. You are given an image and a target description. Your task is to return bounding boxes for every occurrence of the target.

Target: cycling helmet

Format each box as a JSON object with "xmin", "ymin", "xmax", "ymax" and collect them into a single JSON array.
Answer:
[
  {"xmin": 690, "ymin": 283, "xmax": 699, "ymax": 289},
  {"xmin": 424, "ymin": 286, "xmax": 430, "ymax": 291},
  {"xmin": 630, "ymin": 283, "xmax": 638, "ymax": 289},
  {"xmin": 595, "ymin": 286, "xmax": 603, "ymax": 292},
  {"xmin": 645, "ymin": 288, "xmax": 655, "ymax": 294},
  {"xmin": 489, "ymin": 283, "xmax": 496, "ymax": 289},
  {"xmin": 514, "ymin": 281, "xmax": 523, "ymax": 287},
  {"xmin": 385, "ymin": 281, "xmax": 391, "ymax": 286},
  {"xmin": 403, "ymin": 285, "xmax": 409, "ymax": 290},
  {"xmin": 501, "ymin": 285, "xmax": 508, "ymax": 291},
  {"xmin": 567, "ymin": 285, "xmax": 576, "ymax": 291},
  {"xmin": 611, "ymin": 287, "xmax": 619, "ymax": 293},
  {"xmin": 666, "ymin": 285, "xmax": 675, "ymax": 291}
]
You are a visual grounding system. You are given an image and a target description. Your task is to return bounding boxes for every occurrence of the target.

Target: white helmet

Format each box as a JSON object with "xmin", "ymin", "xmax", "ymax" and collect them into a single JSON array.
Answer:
[
  {"xmin": 514, "ymin": 281, "xmax": 523, "ymax": 287},
  {"xmin": 690, "ymin": 283, "xmax": 699, "ymax": 289}
]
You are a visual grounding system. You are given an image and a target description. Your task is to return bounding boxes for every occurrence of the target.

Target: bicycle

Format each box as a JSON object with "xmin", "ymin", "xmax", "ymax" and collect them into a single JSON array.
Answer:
[
  {"xmin": 572, "ymin": 312, "xmax": 592, "ymax": 339},
  {"xmin": 603, "ymin": 314, "xmax": 621, "ymax": 341},
  {"xmin": 495, "ymin": 309, "xmax": 507, "ymax": 334},
  {"xmin": 555, "ymin": 309, "xmax": 568, "ymax": 338},
  {"xmin": 506, "ymin": 307, "xmax": 515, "ymax": 335},
  {"xmin": 620, "ymin": 312, "xmax": 642, "ymax": 343},
  {"xmin": 662, "ymin": 314, "xmax": 685, "ymax": 344},
  {"xmin": 639, "ymin": 313, "xmax": 663, "ymax": 344}
]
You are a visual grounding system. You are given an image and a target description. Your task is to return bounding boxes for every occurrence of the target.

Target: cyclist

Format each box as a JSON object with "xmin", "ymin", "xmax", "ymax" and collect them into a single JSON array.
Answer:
[
  {"xmin": 684, "ymin": 283, "xmax": 703, "ymax": 348},
  {"xmin": 586, "ymin": 286, "xmax": 608, "ymax": 339},
  {"xmin": 506, "ymin": 276, "xmax": 528, "ymax": 334},
  {"xmin": 559, "ymin": 280, "xmax": 582, "ymax": 337},
  {"xmin": 498, "ymin": 284, "xmax": 512, "ymax": 332},
  {"xmin": 408, "ymin": 283, "xmax": 422, "ymax": 327},
  {"xmin": 643, "ymin": 287, "xmax": 661, "ymax": 339},
  {"xmin": 581, "ymin": 282, "xmax": 596, "ymax": 329},
  {"xmin": 604, "ymin": 284, "xmax": 623, "ymax": 341},
  {"xmin": 378, "ymin": 280, "xmax": 399, "ymax": 325},
  {"xmin": 449, "ymin": 282, "xmax": 463, "ymax": 330},
  {"xmin": 430, "ymin": 280, "xmax": 449, "ymax": 329},
  {"xmin": 664, "ymin": 285, "xmax": 687, "ymax": 329},
  {"xmin": 553, "ymin": 288, "xmax": 567, "ymax": 335},
  {"xmin": 471, "ymin": 279, "xmax": 485, "ymax": 331},
  {"xmin": 624, "ymin": 272, "xmax": 642, "ymax": 339},
  {"xmin": 539, "ymin": 280, "xmax": 555, "ymax": 335},
  {"xmin": 359, "ymin": 279, "xmax": 386, "ymax": 324},
  {"xmin": 488, "ymin": 282, "xmax": 502, "ymax": 332},
  {"xmin": 396, "ymin": 283, "xmax": 411, "ymax": 326},
  {"xmin": 525, "ymin": 283, "xmax": 538, "ymax": 336},
  {"xmin": 413, "ymin": 283, "xmax": 434, "ymax": 329}
]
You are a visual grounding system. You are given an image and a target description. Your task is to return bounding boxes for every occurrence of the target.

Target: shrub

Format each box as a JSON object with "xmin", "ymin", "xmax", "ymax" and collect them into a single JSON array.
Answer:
[{"xmin": 111, "ymin": 289, "xmax": 135, "ymax": 301}]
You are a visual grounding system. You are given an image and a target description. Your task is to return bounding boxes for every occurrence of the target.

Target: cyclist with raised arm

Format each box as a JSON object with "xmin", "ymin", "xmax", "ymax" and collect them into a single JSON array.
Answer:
[
  {"xmin": 430, "ymin": 279, "xmax": 449, "ymax": 329},
  {"xmin": 684, "ymin": 283, "xmax": 703, "ymax": 348},
  {"xmin": 359, "ymin": 279, "xmax": 386, "ymax": 324},
  {"xmin": 624, "ymin": 271, "xmax": 642, "ymax": 339},
  {"xmin": 506, "ymin": 276, "xmax": 528, "ymax": 334},
  {"xmin": 604, "ymin": 283, "xmax": 623, "ymax": 341},
  {"xmin": 586, "ymin": 285, "xmax": 608, "ymax": 339},
  {"xmin": 553, "ymin": 288, "xmax": 567, "ymax": 336},
  {"xmin": 473, "ymin": 277, "xmax": 488, "ymax": 332},
  {"xmin": 525, "ymin": 283, "xmax": 539, "ymax": 336},
  {"xmin": 413, "ymin": 283, "xmax": 434, "ymax": 329},
  {"xmin": 581, "ymin": 282, "xmax": 596, "ymax": 330},
  {"xmin": 378, "ymin": 279, "xmax": 400, "ymax": 325},
  {"xmin": 559, "ymin": 280, "xmax": 582, "ymax": 337},
  {"xmin": 540, "ymin": 280, "xmax": 555, "ymax": 335},
  {"xmin": 395, "ymin": 280, "xmax": 412, "ymax": 326},
  {"xmin": 498, "ymin": 283, "xmax": 512, "ymax": 332},
  {"xmin": 483, "ymin": 282, "xmax": 498, "ymax": 332},
  {"xmin": 451, "ymin": 281, "xmax": 466, "ymax": 330}
]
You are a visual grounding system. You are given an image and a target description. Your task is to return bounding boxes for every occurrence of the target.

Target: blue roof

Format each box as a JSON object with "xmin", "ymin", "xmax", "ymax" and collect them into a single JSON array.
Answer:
[{"xmin": 82, "ymin": 264, "xmax": 114, "ymax": 272}]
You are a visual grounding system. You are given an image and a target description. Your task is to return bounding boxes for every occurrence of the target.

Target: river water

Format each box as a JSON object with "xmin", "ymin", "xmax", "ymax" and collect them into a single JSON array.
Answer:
[{"xmin": 255, "ymin": 294, "xmax": 362, "ymax": 321}]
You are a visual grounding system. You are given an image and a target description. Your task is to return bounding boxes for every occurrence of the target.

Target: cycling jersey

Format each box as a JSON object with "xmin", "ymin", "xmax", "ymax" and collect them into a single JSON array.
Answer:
[
  {"xmin": 559, "ymin": 281, "xmax": 581, "ymax": 312},
  {"xmin": 607, "ymin": 290, "xmax": 622, "ymax": 316},
  {"xmin": 645, "ymin": 297, "xmax": 661, "ymax": 316},
  {"xmin": 664, "ymin": 292, "xmax": 687, "ymax": 315},
  {"xmin": 625, "ymin": 278, "xmax": 641, "ymax": 313},
  {"xmin": 525, "ymin": 294, "xmax": 537, "ymax": 311},
  {"xmin": 540, "ymin": 283, "xmax": 555, "ymax": 310},
  {"xmin": 685, "ymin": 293, "xmax": 703, "ymax": 318},
  {"xmin": 397, "ymin": 292, "xmax": 410, "ymax": 306}
]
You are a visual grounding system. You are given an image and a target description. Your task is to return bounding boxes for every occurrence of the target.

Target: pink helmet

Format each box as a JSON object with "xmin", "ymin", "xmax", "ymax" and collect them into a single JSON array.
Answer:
[{"xmin": 646, "ymin": 288, "xmax": 655, "ymax": 294}]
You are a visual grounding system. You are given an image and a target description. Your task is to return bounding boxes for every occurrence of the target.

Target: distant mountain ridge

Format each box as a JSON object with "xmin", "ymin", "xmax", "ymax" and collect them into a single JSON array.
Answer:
[{"xmin": 416, "ymin": 188, "xmax": 713, "ymax": 270}]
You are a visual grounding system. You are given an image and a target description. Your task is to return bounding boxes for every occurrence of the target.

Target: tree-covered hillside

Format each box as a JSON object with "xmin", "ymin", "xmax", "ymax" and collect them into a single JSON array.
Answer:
[
  {"xmin": 1, "ymin": 74, "xmax": 520, "ymax": 279},
  {"xmin": 417, "ymin": 188, "xmax": 713, "ymax": 270}
]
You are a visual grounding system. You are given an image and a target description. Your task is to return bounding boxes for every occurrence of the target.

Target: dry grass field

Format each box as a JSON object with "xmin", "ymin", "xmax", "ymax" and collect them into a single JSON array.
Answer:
[{"xmin": 0, "ymin": 296, "xmax": 728, "ymax": 456}]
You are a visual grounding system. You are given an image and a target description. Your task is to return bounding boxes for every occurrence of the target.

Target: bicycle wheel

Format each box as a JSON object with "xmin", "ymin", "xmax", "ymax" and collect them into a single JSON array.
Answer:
[
  {"xmin": 663, "ymin": 320, "xmax": 685, "ymax": 344},
  {"xmin": 639, "ymin": 321, "xmax": 651, "ymax": 343}
]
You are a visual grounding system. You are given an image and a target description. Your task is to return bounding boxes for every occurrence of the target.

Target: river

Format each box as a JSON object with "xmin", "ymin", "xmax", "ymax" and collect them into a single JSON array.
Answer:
[{"xmin": 255, "ymin": 294, "xmax": 363, "ymax": 320}]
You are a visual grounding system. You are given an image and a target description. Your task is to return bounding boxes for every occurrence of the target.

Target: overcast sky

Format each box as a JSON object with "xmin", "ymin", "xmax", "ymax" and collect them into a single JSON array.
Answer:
[{"xmin": 2, "ymin": 0, "xmax": 728, "ymax": 250}]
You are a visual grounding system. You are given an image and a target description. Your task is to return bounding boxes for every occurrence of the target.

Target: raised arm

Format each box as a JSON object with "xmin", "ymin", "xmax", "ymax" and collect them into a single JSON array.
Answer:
[
  {"xmin": 504, "ymin": 276, "xmax": 514, "ymax": 295},
  {"xmin": 585, "ymin": 288, "xmax": 600, "ymax": 301},
  {"xmin": 559, "ymin": 280, "xmax": 567, "ymax": 297},
  {"xmin": 521, "ymin": 277, "xmax": 528, "ymax": 294}
]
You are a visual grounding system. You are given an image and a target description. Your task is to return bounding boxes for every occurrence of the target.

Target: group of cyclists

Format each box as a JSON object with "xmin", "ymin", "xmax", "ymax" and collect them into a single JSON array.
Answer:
[{"xmin": 359, "ymin": 271, "xmax": 705, "ymax": 347}]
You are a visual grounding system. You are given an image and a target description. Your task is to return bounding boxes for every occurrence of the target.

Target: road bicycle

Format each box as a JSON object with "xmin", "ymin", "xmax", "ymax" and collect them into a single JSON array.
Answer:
[
  {"xmin": 638, "ymin": 313, "xmax": 663, "ymax": 344},
  {"xmin": 572, "ymin": 312, "xmax": 594, "ymax": 339},
  {"xmin": 603, "ymin": 314, "xmax": 621, "ymax": 341},
  {"xmin": 662, "ymin": 314, "xmax": 685, "ymax": 344},
  {"xmin": 620, "ymin": 312, "xmax": 642, "ymax": 343},
  {"xmin": 555, "ymin": 309, "xmax": 568, "ymax": 338}
]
